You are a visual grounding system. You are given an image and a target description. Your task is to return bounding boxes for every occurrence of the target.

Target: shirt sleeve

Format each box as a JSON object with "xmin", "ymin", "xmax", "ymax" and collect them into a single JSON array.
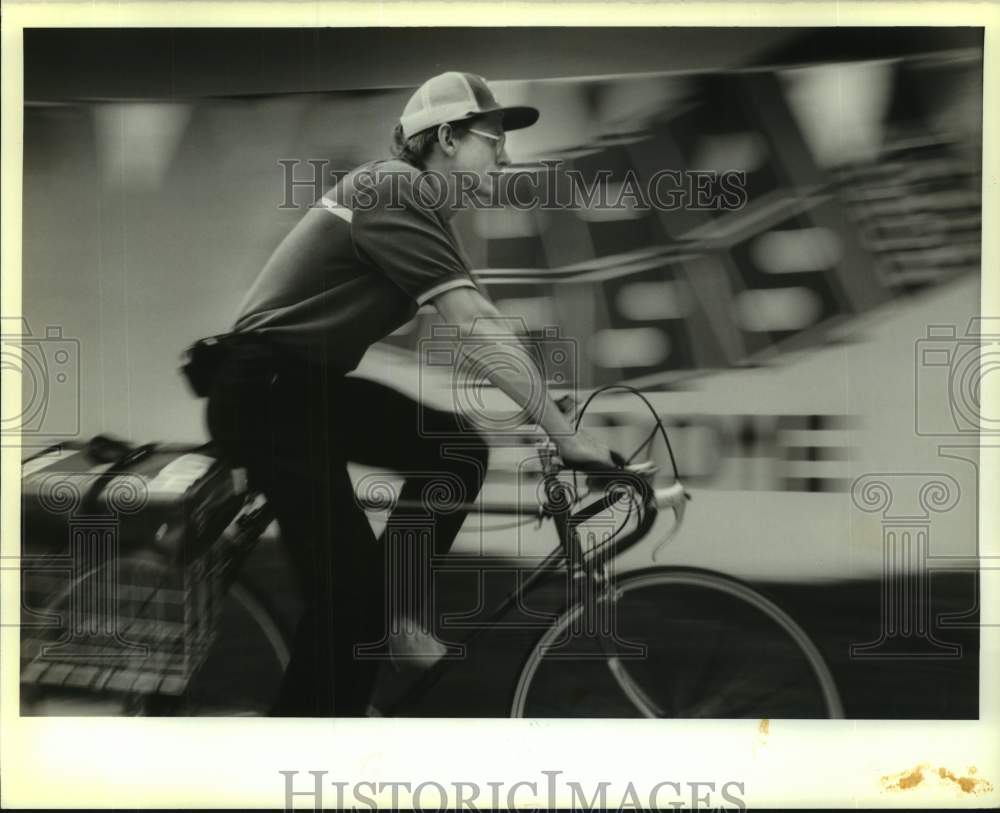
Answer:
[{"xmin": 351, "ymin": 172, "xmax": 478, "ymax": 306}]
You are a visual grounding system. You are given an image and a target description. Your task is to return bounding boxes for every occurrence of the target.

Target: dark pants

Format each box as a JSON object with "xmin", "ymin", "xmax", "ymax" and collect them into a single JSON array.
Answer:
[{"xmin": 205, "ymin": 337, "xmax": 489, "ymax": 716}]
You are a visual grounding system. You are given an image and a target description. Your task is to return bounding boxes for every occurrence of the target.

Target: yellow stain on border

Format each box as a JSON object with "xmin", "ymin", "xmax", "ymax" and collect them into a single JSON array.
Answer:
[{"xmin": 881, "ymin": 764, "xmax": 993, "ymax": 795}]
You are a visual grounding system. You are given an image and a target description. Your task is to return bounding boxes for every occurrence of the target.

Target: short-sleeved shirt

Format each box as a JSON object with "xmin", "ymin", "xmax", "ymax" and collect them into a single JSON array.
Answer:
[{"xmin": 233, "ymin": 158, "xmax": 479, "ymax": 372}]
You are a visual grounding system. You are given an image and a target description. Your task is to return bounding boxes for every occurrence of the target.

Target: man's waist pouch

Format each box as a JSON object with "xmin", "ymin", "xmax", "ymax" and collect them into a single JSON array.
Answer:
[
  {"xmin": 181, "ymin": 332, "xmax": 347, "ymax": 398},
  {"xmin": 179, "ymin": 333, "xmax": 276, "ymax": 398}
]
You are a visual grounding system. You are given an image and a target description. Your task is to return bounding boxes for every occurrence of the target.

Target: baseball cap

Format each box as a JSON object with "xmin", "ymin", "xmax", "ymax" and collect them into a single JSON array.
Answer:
[{"xmin": 399, "ymin": 72, "xmax": 540, "ymax": 139}]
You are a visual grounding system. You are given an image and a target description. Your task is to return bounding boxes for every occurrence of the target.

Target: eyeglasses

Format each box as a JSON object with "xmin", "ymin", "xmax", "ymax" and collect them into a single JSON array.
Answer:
[{"xmin": 467, "ymin": 128, "xmax": 506, "ymax": 159}]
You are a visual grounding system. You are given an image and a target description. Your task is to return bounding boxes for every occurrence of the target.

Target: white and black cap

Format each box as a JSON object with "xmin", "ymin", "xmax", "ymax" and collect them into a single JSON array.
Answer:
[{"xmin": 399, "ymin": 71, "xmax": 540, "ymax": 139}]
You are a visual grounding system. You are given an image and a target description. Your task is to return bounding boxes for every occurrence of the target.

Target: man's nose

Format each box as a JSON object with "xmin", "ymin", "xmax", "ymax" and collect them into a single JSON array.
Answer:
[{"xmin": 496, "ymin": 146, "xmax": 511, "ymax": 168}]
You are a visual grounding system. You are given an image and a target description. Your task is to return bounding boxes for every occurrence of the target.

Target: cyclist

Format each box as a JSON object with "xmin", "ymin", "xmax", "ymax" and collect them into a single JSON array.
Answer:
[{"xmin": 186, "ymin": 72, "xmax": 618, "ymax": 717}]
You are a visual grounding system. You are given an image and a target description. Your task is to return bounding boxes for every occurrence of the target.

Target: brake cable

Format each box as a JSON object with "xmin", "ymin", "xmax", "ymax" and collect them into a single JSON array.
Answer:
[
  {"xmin": 567, "ymin": 384, "xmax": 681, "ymax": 553},
  {"xmin": 573, "ymin": 384, "xmax": 680, "ymax": 481}
]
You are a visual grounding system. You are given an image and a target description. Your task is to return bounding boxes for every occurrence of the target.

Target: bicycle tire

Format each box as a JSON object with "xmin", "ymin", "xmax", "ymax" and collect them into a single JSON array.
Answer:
[{"xmin": 510, "ymin": 566, "xmax": 844, "ymax": 719}]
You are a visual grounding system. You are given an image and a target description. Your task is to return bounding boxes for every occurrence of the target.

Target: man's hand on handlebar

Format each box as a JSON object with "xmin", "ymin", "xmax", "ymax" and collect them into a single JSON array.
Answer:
[{"xmin": 555, "ymin": 429, "xmax": 622, "ymax": 472}]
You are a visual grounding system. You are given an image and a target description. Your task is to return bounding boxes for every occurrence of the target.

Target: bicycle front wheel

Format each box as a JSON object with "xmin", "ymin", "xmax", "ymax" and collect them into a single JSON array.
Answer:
[{"xmin": 511, "ymin": 567, "xmax": 843, "ymax": 718}]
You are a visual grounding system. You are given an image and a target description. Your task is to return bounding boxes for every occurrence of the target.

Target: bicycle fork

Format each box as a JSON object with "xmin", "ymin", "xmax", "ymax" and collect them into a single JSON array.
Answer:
[{"xmin": 569, "ymin": 564, "xmax": 666, "ymax": 719}]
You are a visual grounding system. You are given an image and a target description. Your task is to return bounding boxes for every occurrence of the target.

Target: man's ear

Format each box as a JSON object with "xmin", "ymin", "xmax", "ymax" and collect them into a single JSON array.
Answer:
[{"xmin": 437, "ymin": 123, "xmax": 458, "ymax": 157}]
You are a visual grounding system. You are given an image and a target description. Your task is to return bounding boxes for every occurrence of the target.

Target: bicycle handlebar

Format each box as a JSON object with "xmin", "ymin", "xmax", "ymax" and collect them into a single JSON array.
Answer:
[{"xmin": 537, "ymin": 441, "xmax": 691, "ymax": 567}]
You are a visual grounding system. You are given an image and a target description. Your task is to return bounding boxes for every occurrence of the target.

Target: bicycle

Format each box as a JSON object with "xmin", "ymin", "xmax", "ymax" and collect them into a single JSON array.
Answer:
[
  {"xmin": 366, "ymin": 385, "xmax": 844, "ymax": 719},
  {"xmin": 20, "ymin": 386, "xmax": 844, "ymax": 718}
]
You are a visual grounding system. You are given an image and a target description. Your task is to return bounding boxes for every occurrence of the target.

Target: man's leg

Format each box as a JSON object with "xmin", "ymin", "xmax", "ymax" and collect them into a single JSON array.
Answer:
[
  {"xmin": 208, "ymin": 354, "xmax": 385, "ymax": 716},
  {"xmin": 338, "ymin": 377, "xmax": 491, "ymax": 552},
  {"xmin": 264, "ymin": 456, "xmax": 385, "ymax": 716},
  {"xmin": 337, "ymin": 377, "xmax": 490, "ymax": 651}
]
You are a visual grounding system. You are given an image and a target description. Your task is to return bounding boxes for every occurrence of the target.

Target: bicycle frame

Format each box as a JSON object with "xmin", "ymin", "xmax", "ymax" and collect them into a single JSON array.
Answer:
[{"xmin": 377, "ymin": 449, "xmax": 660, "ymax": 715}]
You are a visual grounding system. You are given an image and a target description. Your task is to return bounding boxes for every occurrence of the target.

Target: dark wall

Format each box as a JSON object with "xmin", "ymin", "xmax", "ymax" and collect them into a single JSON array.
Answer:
[
  {"xmin": 24, "ymin": 27, "xmax": 982, "ymax": 102},
  {"xmin": 25, "ymin": 27, "xmax": 799, "ymax": 100}
]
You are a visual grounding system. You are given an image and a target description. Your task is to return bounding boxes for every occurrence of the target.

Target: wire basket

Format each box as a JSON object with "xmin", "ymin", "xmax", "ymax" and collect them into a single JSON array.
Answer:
[{"xmin": 21, "ymin": 494, "xmax": 271, "ymax": 699}]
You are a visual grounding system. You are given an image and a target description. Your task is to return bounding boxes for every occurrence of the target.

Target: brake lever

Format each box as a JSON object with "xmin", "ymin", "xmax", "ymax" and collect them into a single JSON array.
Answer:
[{"xmin": 651, "ymin": 482, "xmax": 690, "ymax": 562}]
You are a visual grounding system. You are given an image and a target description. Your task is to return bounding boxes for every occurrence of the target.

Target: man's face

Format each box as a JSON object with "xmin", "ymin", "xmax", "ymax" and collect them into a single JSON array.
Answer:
[{"xmin": 449, "ymin": 113, "xmax": 509, "ymax": 204}]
